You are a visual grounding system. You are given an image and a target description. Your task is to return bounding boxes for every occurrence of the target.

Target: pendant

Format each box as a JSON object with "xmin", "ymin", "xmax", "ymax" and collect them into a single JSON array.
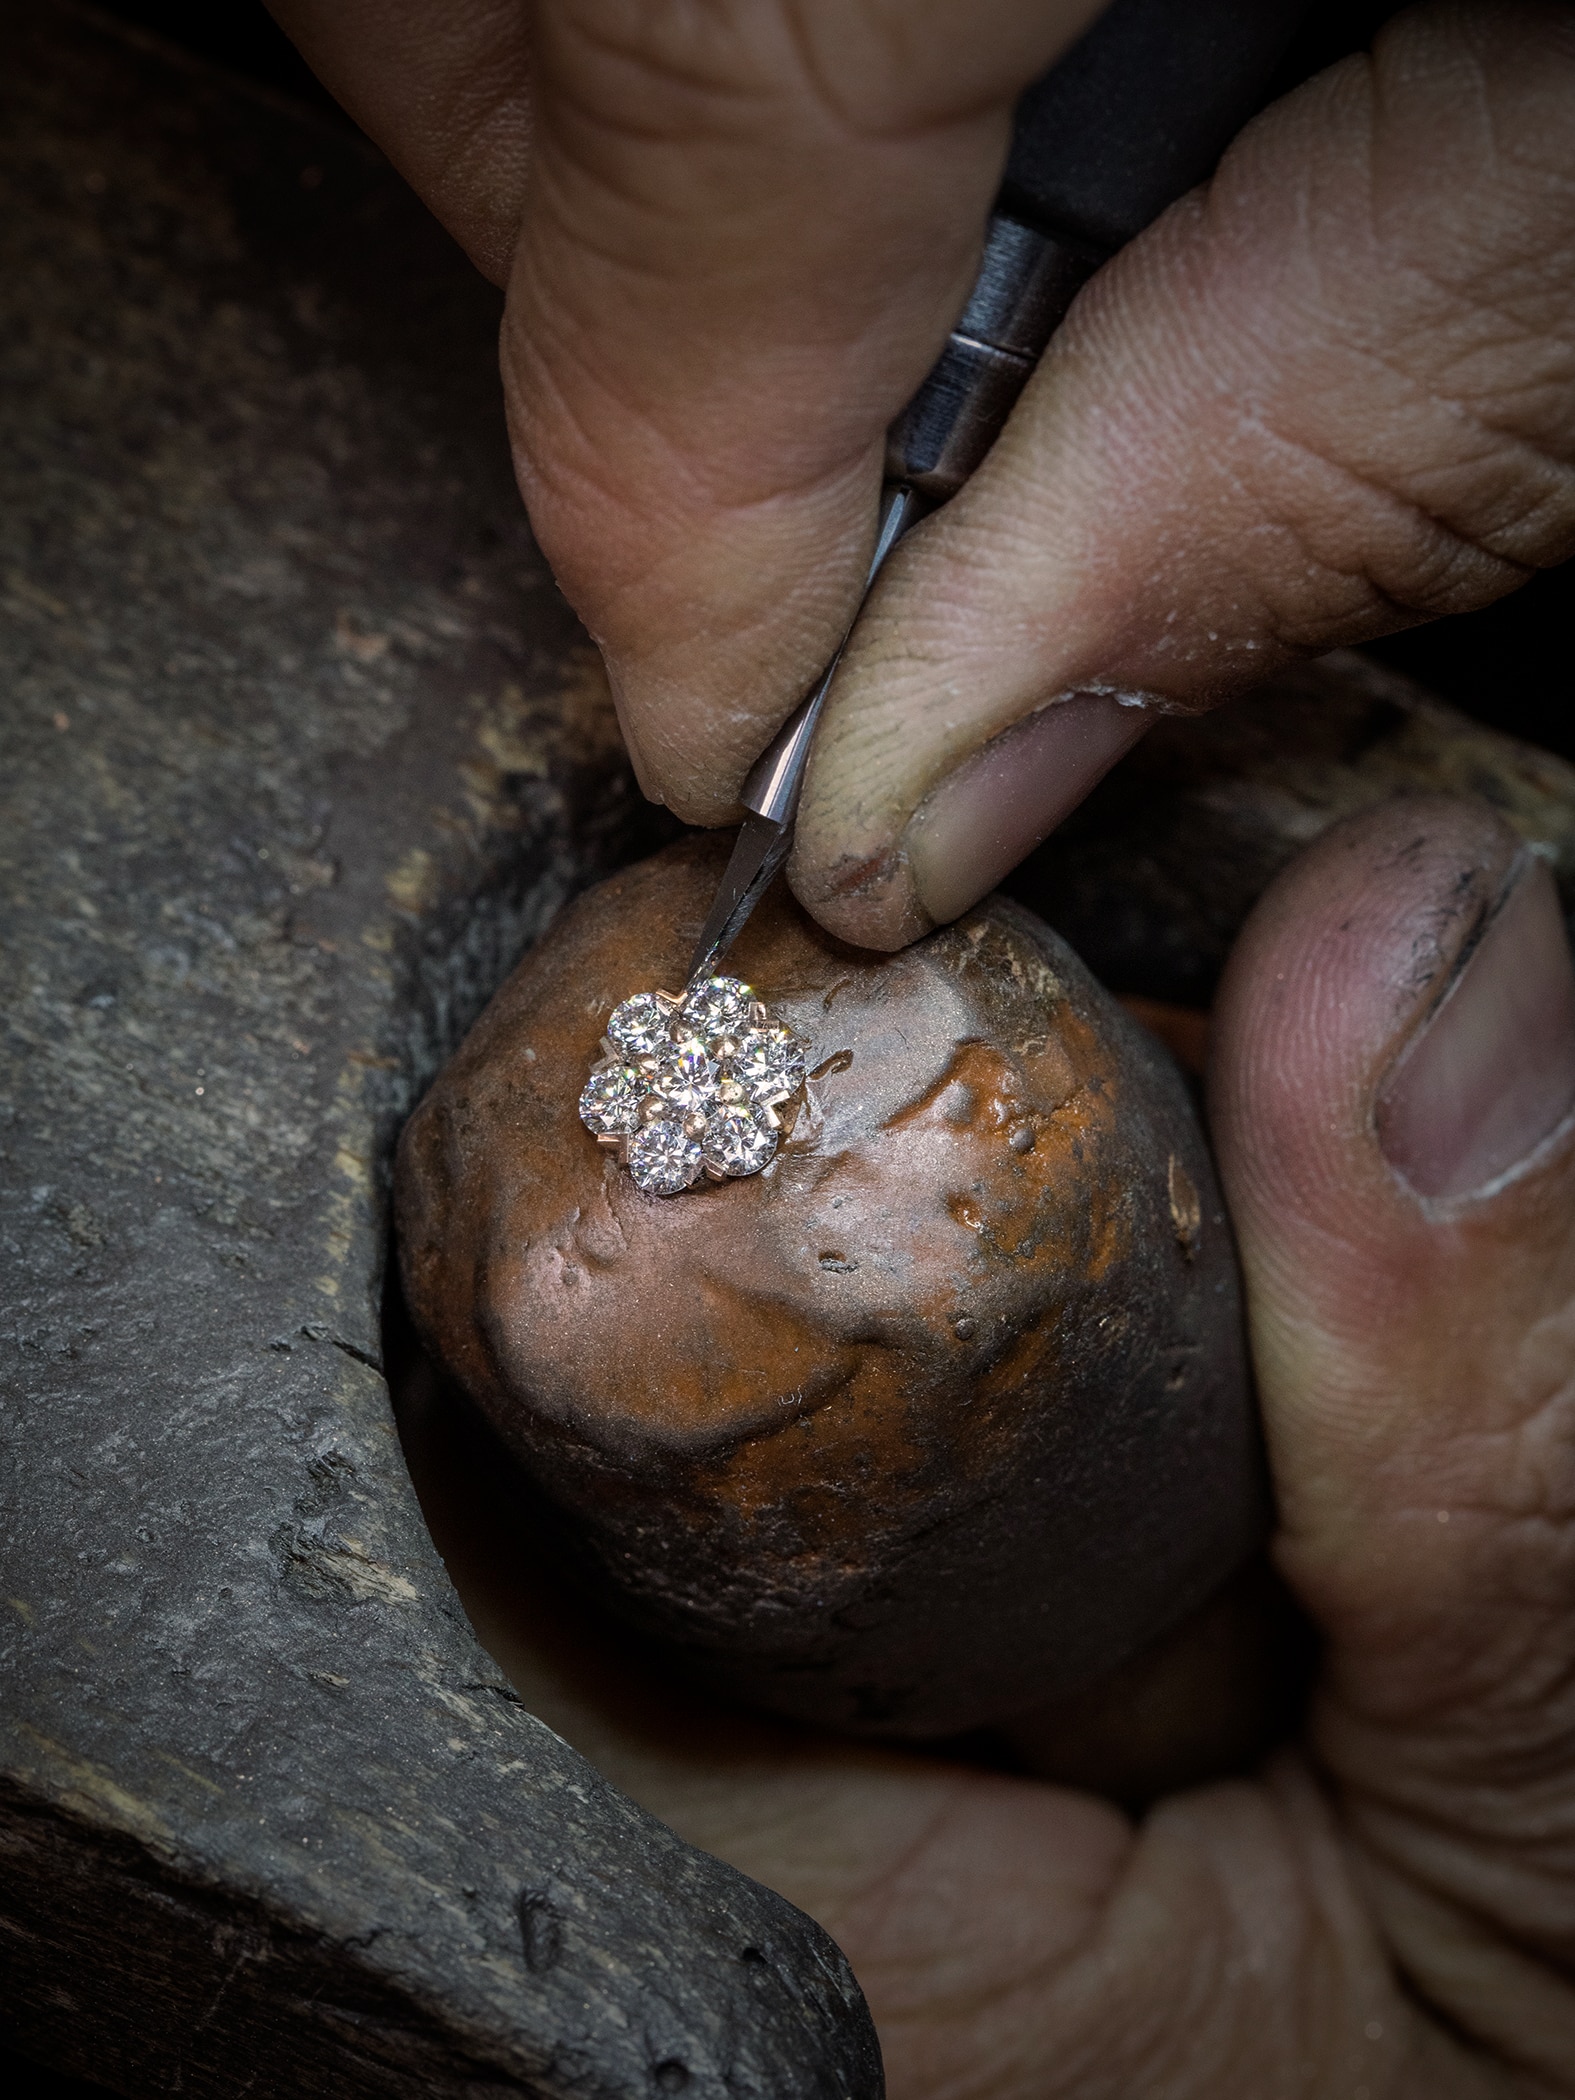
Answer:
[{"xmin": 578, "ymin": 974, "xmax": 808, "ymax": 1196}]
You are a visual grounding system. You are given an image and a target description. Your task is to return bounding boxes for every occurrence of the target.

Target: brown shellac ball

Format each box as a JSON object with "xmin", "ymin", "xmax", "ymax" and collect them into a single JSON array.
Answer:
[{"xmin": 396, "ymin": 835, "xmax": 1264, "ymax": 1737}]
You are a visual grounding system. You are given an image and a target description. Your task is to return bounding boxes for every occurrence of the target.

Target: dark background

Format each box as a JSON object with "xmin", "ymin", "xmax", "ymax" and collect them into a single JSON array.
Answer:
[{"xmin": 3, "ymin": 2, "xmax": 1567, "ymax": 2093}]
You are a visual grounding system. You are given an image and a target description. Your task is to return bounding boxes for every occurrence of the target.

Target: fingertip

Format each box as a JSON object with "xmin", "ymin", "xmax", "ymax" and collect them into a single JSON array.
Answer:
[
  {"xmin": 1209, "ymin": 796, "xmax": 1524, "ymax": 1262},
  {"xmin": 786, "ymin": 842, "xmax": 935, "ymax": 955}
]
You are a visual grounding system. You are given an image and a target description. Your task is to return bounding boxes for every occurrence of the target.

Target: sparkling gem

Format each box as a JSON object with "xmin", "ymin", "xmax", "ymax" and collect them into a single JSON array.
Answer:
[
  {"xmin": 702, "ymin": 1104, "xmax": 778, "ymax": 1179},
  {"xmin": 678, "ymin": 975, "xmax": 754, "ymax": 1044},
  {"xmin": 725, "ymin": 1026, "xmax": 805, "ymax": 1101},
  {"xmin": 627, "ymin": 1117, "xmax": 702, "ymax": 1195},
  {"xmin": 578, "ymin": 1063, "xmax": 645, "ymax": 1136},
  {"xmin": 588, "ymin": 979, "xmax": 810, "ymax": 1194},
  {"xmin": 652, "ymin": 1036, "xmax": 717, "ymax": 1114},
  {"xmin": 606, "ymin": 992, "xmax": 672, "ymax": 1059}
]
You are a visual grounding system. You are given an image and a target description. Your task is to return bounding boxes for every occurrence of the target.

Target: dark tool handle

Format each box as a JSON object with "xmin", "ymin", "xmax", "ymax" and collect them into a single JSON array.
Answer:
[
  {"xmin": 888, "ymin": 0, "xmax": 1314, "ymax": 499},
  {"xmin": 1002, "ymin": 0, "xmax": 1315, "ymax": 255}
]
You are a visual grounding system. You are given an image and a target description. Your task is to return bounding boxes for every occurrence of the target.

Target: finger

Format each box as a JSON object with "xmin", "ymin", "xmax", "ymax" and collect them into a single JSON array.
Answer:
[
  {"xmin": 794, "ymin": 0, "xmax": 1575, "ymax": 948},
  {"xmin": 265, "ymin": 1, "xmax": 533, "ymax": 283},
  {"xmin": 1210, "ymin": 794, "xmax": 1575, "ymax": 2079},
  {"xmin": 502, "ymin": 0, "xmax": 1104, "ymax": 814}
]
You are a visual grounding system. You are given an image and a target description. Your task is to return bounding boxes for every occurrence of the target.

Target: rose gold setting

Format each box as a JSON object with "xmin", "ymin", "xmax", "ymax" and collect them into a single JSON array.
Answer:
[{"xmin": 578, "ymin": 975, "xmax": 810, "ymax": 1196}]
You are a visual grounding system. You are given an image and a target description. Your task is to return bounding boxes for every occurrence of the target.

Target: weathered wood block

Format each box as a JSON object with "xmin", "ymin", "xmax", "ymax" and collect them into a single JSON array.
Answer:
[{"xmin": 0, "ymin": 9, "xmax": 881, "ymax": 2093}]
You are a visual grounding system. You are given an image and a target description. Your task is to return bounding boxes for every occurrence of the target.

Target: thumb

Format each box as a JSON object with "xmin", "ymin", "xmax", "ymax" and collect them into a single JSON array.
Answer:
[
  {"xmin": 1211, "ymin": 794, "xmax": 1575, "ymax": 2075},
  {"xmin": 794, "ymin": 0, "xmax": 1575, "ymax": 948}
]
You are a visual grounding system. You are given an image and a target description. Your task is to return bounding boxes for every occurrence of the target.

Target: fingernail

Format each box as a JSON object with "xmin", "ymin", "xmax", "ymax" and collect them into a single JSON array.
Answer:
[
  {"xmin": 1377, "ymin": 856, "xmax": 1575, "ymax": 1200},
  {"xmin": 904, "ymin": 692, "xmax": 1152, "ymax": 927}
]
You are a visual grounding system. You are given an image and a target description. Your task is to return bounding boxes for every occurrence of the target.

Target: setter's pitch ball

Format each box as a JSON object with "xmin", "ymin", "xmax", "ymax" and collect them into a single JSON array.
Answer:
[{"xmin": 396, "ymin": 835, "xmax": 1264, "ymax": 1736}]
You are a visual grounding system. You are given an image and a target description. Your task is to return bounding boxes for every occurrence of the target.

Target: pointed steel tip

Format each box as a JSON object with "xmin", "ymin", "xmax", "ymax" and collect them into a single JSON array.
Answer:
[
  {"xmin": 684, "ymin": 482, "xmax": 925, "ymax": 984},
  {"xmin": 687, "ymin": 810, "xmax": 792, "ymax": 985}
]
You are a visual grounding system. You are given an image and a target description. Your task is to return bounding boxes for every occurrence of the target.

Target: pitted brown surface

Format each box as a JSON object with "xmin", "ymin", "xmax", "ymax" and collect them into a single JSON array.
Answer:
[{"xmin": 397, "ymin": 835, "xmax": 1265, "ymax": 1734}]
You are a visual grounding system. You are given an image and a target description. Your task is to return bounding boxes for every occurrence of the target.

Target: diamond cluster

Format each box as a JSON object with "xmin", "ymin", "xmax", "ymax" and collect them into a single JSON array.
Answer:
[{"xmin": 579, "ymin": 975, "xmax": 808, "ymax": 1196}]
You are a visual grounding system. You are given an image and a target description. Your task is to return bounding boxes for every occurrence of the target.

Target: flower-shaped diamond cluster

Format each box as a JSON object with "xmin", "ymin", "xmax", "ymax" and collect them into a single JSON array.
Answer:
[{"xmin": 579, "ymin": 975, "xmax": 808, "ymax": 1196}]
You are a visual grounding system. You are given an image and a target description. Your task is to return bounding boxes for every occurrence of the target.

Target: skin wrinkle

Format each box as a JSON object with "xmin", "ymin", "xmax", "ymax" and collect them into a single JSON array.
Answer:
[
  {"xmin": 1232, "ymin": 415, "xmax": 1529, "ymax": 629},
  {"xmin": 792, "ymin": 6, "xmax": 1575, "ymax": 945},
  {"xmin": 506, "ymin": 298, "xmax": 883, "ymax": 554},
  {"xmin": 1243, "ymin": 277, "xmax": 1575, "ymax": 550},
  {"xmin": 1054, "ymin": 1779, "xmax": 1336, "ymax": 2096},
  {"xmin": 1134, "ymin": 205, "xmax": 1559, "ymax": 603},
  {"xmin": 1369, "ymin": 1847, "xmax": 1575, "ymax": 2041},
  {"xmin": 836, "ymin": 1785, "xmax": 1064, "ymax": 2010},
  {"xmin": 775, "ymin": 1, "xmax": 1104, "ymax": 140},
  {"xmin": 543, "ymin": 13, "xmax": 798, "ymax": 137},
  {"xmin": 1267, "ymin": 329, "xmax": 1575, "ymax": 565}
]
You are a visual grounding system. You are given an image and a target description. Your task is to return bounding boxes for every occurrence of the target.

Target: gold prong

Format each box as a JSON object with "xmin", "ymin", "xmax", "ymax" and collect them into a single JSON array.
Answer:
[
  {"xmin": 702, "ymin": 1162, "xmax": 727, "ymax": 1182},
  {"xmin": 748, "ymin": 1000, "xmax": 767, "ymax": 1026},
  {"xmin": 655, "ymin": 989, "xmax": 681, "ymax": 1009},
  {"xmin": 595, "ymin": 1131, "xmax": 622, "ymax": 1149}
]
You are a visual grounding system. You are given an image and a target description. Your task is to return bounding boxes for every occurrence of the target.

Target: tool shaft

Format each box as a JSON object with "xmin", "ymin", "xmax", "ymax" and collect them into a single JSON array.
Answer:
[{"xmin": 686, "ymin": 483, "xmax": 922, "ymax": 984}]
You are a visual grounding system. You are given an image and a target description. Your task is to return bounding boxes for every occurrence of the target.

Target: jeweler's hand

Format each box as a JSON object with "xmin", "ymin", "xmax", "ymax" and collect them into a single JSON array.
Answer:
[
  {"xmin": 270, "ymin": 1, "xmax": 1573, "ymax": 946},
  {"xmin": 403, "ymin": 795, "xmax": 1575, "ymax": 2099},
  {"xmin": 264, "ymin": 0, "xmax": 1103, "ymax": 809}
]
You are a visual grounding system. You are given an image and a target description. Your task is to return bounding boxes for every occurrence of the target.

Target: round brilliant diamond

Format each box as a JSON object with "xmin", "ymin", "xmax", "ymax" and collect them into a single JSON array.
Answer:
[
  {"xmin": 726, "ymin": 1026, "xmax": 805, "ymax": 1102},
  {"xmin": 606, "ymin": 992, "xmax": 672, "ymax": 1059},
  {"xmin": 702, "ymin": 1105, "xmax": 778, "ymax": 1178},
  {"xmin": 652, "ymin": 1036, "xmax": 717, "ymax": 1115},
  {"xmin": 578, "ymin": 1063, "xmax": 645, "ymax": 1136},
  {"xmin": 679, "ymin": 974, "xmax": 755, "ymax": 1044},
  {"xmin": 627, "ymin": 1117, "xmax": 703, "ymax": 1195}
]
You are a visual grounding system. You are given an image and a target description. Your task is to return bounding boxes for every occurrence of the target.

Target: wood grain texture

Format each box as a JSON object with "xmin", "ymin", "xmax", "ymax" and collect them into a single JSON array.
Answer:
[{"xmin": 0, "ymin": 9, "xmax": 880, "ymax": 2094}]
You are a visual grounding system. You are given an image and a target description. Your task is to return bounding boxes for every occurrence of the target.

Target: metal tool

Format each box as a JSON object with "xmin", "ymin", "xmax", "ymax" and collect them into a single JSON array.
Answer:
[{"xmin": 687, "ymin": 0, "xmax": 1316, "ymax": 986}]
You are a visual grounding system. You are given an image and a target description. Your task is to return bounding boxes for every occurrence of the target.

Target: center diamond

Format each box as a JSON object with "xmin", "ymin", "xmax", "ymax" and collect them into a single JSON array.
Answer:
[{"xmin": 652, "ymin": 1036, "xmax": 717, "ymax": 1115}]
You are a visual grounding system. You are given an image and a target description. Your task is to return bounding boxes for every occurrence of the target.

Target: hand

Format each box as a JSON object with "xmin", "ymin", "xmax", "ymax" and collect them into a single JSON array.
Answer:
[
  {"xmin": 270, "ymin": 1, "xmax": 1574, "ymax": 948},
  {"xmin": 402, "ymin": 794, "xmax": 1575, "ymax": 2097}
]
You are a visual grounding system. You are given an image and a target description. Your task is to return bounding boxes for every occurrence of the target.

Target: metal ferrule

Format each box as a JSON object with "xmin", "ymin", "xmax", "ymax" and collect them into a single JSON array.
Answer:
[{"xmin": 885, "ymin": 215, "xmax": 1095, "ymax": 502}]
